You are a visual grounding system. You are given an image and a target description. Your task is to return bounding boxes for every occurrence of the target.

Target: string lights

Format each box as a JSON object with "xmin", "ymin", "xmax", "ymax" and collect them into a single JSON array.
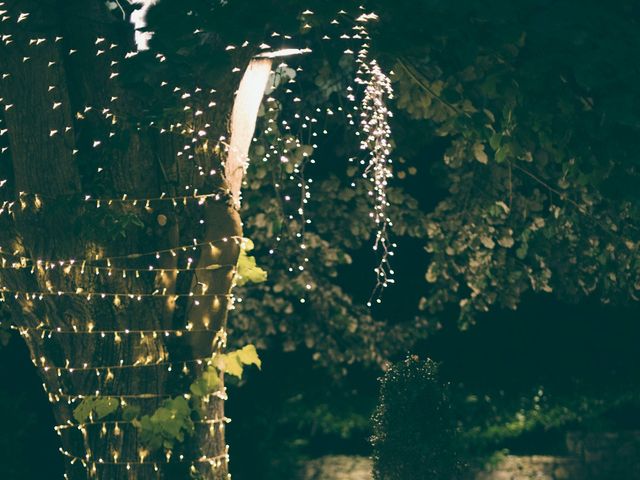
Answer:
[
  {"xmin": 16, "ymin": 324, "xmax": 225, "ymax": 337},
  {"xmin": 58, "ymin": 447, "xmax": 229, "ymax": 470},
  {"xmin": 0, "ymin": 188, "xmax": 231, "ymax": 218},
  {"xmin": 46, "ymin": 389, "xmax": 229, "ymax": 406},
  {"xmin": 0, "ymin": 235, "xmax": 246, "ymax": 269},
  {"xmin": 0, "ymin": 3, "xmax": 395, "ymax": 478},
  {"xmin": 0, "ymin": 262, "xmax": 235, "ymax": 275},
  {"xmin": 247, "ymin": 11, "xmax": 340, "ymax": 293},
  {"xmin": 0, "ymin": 288, "xmax": 233, "ymax": 300},
  {"xmin": 0, "ymin": 24, "xmax": 237, "ymax": 471},
  {"xmin": 54, "ymin": 416, "xmax": 230, "ymax": 432},
  {"xmin": 42, "ymin": 356, "xmax": 217, "ymax": 373},
  {"xmin": 247, "ymin": 7, "xmax": 397, "ymax": 305},
  {"xmin": 352, "ymin": 17, "xmax": 397, "ymax": 305}
]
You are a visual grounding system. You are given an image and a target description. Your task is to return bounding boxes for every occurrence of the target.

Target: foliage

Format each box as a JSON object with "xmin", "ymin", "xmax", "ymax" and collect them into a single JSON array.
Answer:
[
  {"xmin": 236, "ymin": 240, "xmax": 268, "ymax": 287},
  {"xmin": 135, "ymin": 0, "xmax": 640, "ymax": 371},
  {"xmin": 135, "ymin": 396, "xmax": 195, "ymax": 451},
  {"xmin": 63, "ymin": 232, "xmax": 267, "ymax": 454},
  {"xmin": 215, "ymin": 344, "xmax": 262, "ymax": 378},
  {"xmin": 4, "ymin": 1, "xmax": 640, "ymax": 477},
  {"xmin": 371, "ymin": 356, "xmax": 462, "ymax": 480},
  {"xmin": 150, "ymin": 344, "xmax": 261, "ymax": 451},
  {"xmin": 190, "ymin": 345, "xmax": 262, "ymax": 397},
  {"xmin": 72, "ymin": 345, "xmax": 261, "ymax": 453},
  {"xmin": 371, "ymin": 0, "xmax": 640, "ymax": 326},
  {"xmin": 232, "ymin": 54, "xmax": 429, "ymax": 370},
  {"xmin": 188, "ymin": 369, "xmax": 221, "ymax": 399},
  {"xmin": 73, "ymin": 396, "xmax": 119, "ymax": 423},
  {"xmin": 114, "ymin": 0, "xmax": 431, "ymax": 373},
  {"xmin": 0, "ymin": 0, "xmax": 638, "ymax": 373},
  {"xmin": 455, "ymin": 382, "xmax": 640, "ymax": 455}
]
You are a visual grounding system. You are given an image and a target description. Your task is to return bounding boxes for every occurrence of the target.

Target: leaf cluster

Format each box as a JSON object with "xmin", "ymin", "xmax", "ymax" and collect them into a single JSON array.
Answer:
[{"xmin": 72, "ymin": 345, "xmax": 261, "ymax": 453}]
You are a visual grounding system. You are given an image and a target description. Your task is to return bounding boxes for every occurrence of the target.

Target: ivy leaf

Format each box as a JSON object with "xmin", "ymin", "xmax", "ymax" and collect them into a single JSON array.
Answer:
[
  {"xmin": 73, "ymin": 397, "xmax": 119, "ymax": 422},
  {"xmin": 216, "ymin": 353, "xmax": 245, "ymax": 378},
  {"xmin": 73, "ymin": 398, "xmax": 94, "ymax": 423},
  {"xmin": 214, "ymin": 344, "xmax": 262, "ymax": 379},
  {"xmin": 190, "ymin": 369, "xmax": 221, "ymax": 397},
  {"xmin": 237, "ymin": 344, "xmax": 262, "ymax": 369},
  {"xmin": 236, "ymin": 241, "xmax": 268, "ymax": 286},
  {"xmin": 94, "ymin": 397, "xmax": 119, "ymax": 419},
  {"xmin": 137, "ymin": 396, "xmax": 194, "ymax": 452},
  {"xmin": 202, "ymin": 369, "xmax": 221, "ymax": 390},
  {"xmin": 168, "ymin": 396, "xmax": 191, "ymax": 416},
  {"xmin": 189, "ymin": 377, "xmax": 207, "ymax": 397},
  {"xmin": 122, "ymin": 404, "xmax": 141, "ymax": 422}
]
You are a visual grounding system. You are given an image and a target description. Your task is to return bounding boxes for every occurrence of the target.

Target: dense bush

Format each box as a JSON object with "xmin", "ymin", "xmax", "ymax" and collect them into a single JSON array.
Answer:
[{"xmin": 371, "ymin": 356, "xmax": 462, "ymax": 480}]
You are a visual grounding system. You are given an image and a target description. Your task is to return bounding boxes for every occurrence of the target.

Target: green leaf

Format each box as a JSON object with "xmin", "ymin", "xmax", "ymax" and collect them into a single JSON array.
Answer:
[
  {"xmin": 189, "ymin": 378, "xmax": 206, "ymax": 397},
  {"xmin": 122, "ymin": 404, "xmax": 141, "ymax": 422},
  {"xmin": 73, "ymin": 398, "xmax": 94, "ymax": 423},
  {"xmin": 489, "ymin": 133, "xmax": 502, "ymax": 150},
  {"xmin": 237, "ymin": 344, "xmax": 262, "ymax": 369},
  {"xmin": 213, "ymin": 344, "xmax": 262, "ymax": 379},
  {"xmin": 216, "ymin": 352, "xmax": 245, "ymax": 378},
  {"xmin": 236, "ymin": 241, "xmax": 268, "ymax": 286},
  {"xmin": 516, "ymin": 244, "xmax": 528, "ymax": 259},
  {"xmin": 480, "ymin": 235, "xmax": 495, "ymax": 249},
  {"xmin": 497, "ymin": 235, "xmax": 514, "ymax": 248},
  {"xmin": 190, "ymin": 365, "xmax": 221, "ymax": 397},
  {"xmin": 202, "ymin": 369, "xmax": 221, "ymax": 390},
  {"xmin": 73, "ymin": 397, "xmax": 119, "ymax": 423},
  {"xmin": 191, "ymin": 346, "xmax": 259, "ymax": 396},
  {"xmin": 94, "ymin": 397, "xmax": 119, "ymax": 419},
  {"xmin": 137, "ymin": 396, "xmax": 194, "ymax": 452}
]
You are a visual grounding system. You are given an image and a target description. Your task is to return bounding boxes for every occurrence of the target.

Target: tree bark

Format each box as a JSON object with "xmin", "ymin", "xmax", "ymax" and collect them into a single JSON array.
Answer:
[{"xmin": 0, "ymin": 1, "xmax": 257, "ymax": 478}]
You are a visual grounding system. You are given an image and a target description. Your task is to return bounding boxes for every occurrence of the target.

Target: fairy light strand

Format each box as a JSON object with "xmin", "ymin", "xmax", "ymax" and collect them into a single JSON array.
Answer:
[
  {"xmin": 54, "ymin": 416, "xmax": 230, "ymax": 432},
  {"xmin": 0, "ymin": 9, "xmax": 240, "ymax": 476},
  {"xmin": 0, "ymin": 262, "xmax": 236, "ymax": 274},
  {"xmin": 0, "ymin": 235, "xmax": 245, "ymax": 268},
  {"xmin": 0, "ymin": 4, "xmax": 395, "ymax": 476},
  {"xmin": 0, "ymin": 288, "xmax": 234, "ymax": 299},
  {"xmin": 15, "ymin": 324, "xmax": 224, "ymax": 336},
  {"xmin": 11, "ymin": 326, "xmax": 228, "ymax": 339},
  {"xmin": 353, "ymin": 19, "xmax": 397, "ymax": 305},
  {"xmin": 59, "ymin": 448, "xmax": 229, "ymax": 467}
]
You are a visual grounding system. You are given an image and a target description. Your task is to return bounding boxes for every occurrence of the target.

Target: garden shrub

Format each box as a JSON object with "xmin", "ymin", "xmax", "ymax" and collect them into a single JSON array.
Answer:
[{"xmin": 371, "ymin": 355, "xmax": 462, "ymax": 480}]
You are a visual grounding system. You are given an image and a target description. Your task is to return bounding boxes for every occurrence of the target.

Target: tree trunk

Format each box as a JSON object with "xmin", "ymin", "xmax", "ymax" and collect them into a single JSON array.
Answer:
[{"xmin": 0, "ymin": 1, "xmax": 257, "ymax": 478}]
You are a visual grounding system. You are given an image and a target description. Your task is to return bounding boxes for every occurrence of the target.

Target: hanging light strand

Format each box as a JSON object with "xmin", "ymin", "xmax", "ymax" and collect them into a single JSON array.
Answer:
[{"xmin": 353, "ymin": 21, "xmax": 396, "ymax": 305}]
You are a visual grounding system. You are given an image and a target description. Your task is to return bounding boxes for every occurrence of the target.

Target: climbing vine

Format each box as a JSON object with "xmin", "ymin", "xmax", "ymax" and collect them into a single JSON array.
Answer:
[{"xmin": 72, "ymin": 240, "xmax": 266, "ymax": 455}]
